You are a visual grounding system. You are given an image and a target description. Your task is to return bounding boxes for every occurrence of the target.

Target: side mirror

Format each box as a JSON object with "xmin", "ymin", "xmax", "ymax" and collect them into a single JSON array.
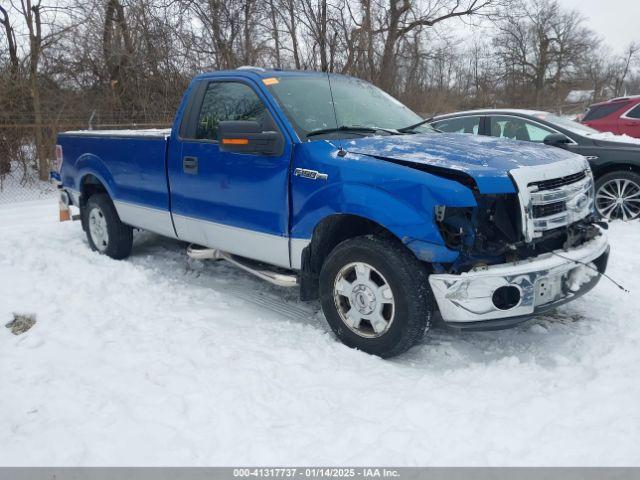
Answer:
[
  {"xmin": 543, "ymin": 133, "xmax": 572, "ymax": 146},
  {"xmin": 217, "ymin": 120, "xmax": 283, "ymax": 156}
]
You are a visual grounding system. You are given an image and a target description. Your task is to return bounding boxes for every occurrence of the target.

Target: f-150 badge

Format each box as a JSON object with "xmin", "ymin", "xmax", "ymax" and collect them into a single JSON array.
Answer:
[{"xmin": 294, "ymin": 168, "xmax": 328, "ymax": 181}]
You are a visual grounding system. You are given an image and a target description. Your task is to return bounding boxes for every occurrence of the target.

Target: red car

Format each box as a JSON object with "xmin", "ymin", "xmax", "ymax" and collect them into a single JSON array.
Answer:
[{"xmin": 582, "ymin": 96, "xmax": 640, "ymax": 138}]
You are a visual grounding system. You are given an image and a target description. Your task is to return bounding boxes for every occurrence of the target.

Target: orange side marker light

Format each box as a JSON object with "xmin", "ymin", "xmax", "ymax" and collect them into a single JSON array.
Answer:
[{"xmin": 222, "ymin": 138, "xmax": 249, "ymax": 145}]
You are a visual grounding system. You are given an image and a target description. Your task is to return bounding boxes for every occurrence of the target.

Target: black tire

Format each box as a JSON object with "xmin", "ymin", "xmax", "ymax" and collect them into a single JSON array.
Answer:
[
  {"xmin": 595, "ymin": 170, "xmax": 640, "ymax": 221},
  {"xmin": 319, "ymin": 235, "xmax": 433, "ymax": 358},
  {"xmin": 83, "ymin": 193, "xmax": 133, "ymax": 259}
]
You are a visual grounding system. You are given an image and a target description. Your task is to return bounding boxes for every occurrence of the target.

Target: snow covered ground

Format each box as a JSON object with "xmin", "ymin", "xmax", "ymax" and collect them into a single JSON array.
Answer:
[{"xmin": 1, "ymin": 200, "xmax": 640, "ymax": 466}]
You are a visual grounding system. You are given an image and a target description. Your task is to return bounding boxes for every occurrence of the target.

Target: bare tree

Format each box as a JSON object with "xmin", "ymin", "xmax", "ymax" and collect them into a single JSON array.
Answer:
[
  {"xmin": 103, "ymin": 0, "xmax": 135, "ymax": 111},
  {"xmin": 299, "ymin": 0, "xmax": 330, "ymax": 71},
  {"xmin": 0, "ymin": 5, "xmax": 20, "ymax": 75},
  {"xmin": 494, "ymin": 0, "xmax": 596, "ymax": 108},
  {"xmin": 376, "ymin": 0, "xmax": 499, "ymax": 93},
  {"xmin": 611, "ymin": 42, "xmax": 640, "ymax": 97},
  {"xmin": 267, "ymin": 0, "xmax": 282, "ymax": 68},
  {"xmin": 276, "ymin": 0, "xmax": 302, "ymax": 69},
  {"xmin": 17, "ymin": 0, "xmax": 48, "ymax": 179}
]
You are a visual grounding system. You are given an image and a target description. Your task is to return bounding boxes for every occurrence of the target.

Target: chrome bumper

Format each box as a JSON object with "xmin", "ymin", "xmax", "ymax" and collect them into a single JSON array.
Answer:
[{"xmin": 428, "ymin": 232, "xmax": 609, "ymax": 329}]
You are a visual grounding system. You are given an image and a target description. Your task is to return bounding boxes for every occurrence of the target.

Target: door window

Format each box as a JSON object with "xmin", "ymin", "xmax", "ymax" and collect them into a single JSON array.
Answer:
[
  {"xmin": 194, "ymin": 82, "xmax": 267, "ymax": 140},
  {"xmin": 624, "ymin": 105, "xmax": 640, "ymax": 119},
  {"xmin": 489, "ymin": 116, "xmax": 554, "ymax": 143},
  {"xmin": 431, "ymin": 117, "xmax": 480, "ymax": 135}
]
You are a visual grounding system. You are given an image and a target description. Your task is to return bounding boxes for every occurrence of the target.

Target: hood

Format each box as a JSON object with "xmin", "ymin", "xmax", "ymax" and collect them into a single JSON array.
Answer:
[{"xmin": 343, "ymin": 133, "xmax": 583, "ymax": 193}]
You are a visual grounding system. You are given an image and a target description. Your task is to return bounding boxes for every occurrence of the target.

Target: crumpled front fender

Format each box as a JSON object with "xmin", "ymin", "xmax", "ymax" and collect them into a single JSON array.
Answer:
[{"xmin": 292, "ymin": 181, "xmax": 466, "ymax": 263}]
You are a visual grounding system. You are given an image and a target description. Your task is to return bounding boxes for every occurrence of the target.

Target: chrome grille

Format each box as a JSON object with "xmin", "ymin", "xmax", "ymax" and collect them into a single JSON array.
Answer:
[
  {"xmin": 509, "ymin": 158, "xmax": 594, "ymax": 242},
  {"xmin": 529, "ymin": 170, "xmax": 587, "ymax": 191},
  {"xmin": 532, "ymin": 201, "xmax": 566, "ymax": 218},
  {"xmin": 527, "ymin": 169, "xmax": 594, "ymax": 235}
]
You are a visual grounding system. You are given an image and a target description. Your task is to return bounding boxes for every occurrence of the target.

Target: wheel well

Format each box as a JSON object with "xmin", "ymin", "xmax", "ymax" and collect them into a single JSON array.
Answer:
[
  {"xmin": 79, "ymin": 175, "xmax": 108, "ymax": 232},
  {"xmin": 299, "ymin": 214, "xmax": 404, "ymax": 301},
  {"xmin": 79, "ymin": 174, "xmax": 108, "ymax": 206}
]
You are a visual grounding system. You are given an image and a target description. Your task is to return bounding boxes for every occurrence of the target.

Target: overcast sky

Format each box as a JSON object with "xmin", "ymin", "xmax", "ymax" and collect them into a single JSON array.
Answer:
[{"xmin": 558, "ymin": 0, "xmax": 640, "ymax": 53}]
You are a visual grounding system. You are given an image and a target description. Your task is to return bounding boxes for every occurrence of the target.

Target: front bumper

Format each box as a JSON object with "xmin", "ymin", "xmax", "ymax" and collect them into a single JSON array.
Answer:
[{"xmin": 428, "ymin": 232, "xmax": 610, "ymax": 331}]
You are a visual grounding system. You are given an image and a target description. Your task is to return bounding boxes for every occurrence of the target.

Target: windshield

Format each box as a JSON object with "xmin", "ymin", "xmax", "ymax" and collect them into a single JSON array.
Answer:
[
  {"xmin": 534, "ymin": 112, "xmax": 600, "ymax": 136},
  {"xmin": 264, "ymin": 74, "xmax": 435, "ymax": 139}
]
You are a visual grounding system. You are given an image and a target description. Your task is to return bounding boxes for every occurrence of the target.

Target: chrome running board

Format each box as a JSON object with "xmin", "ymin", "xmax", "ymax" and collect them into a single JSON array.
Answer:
[{"xmin": 186, "ymin": 244, "xmax": 299, "ymax": 288}]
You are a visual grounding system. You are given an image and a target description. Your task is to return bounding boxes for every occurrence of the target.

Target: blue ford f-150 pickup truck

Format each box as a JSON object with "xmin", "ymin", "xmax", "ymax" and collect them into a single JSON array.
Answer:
[{"xmin": 55, "ymin": 67, "xmax": 609, "ymax": 357}]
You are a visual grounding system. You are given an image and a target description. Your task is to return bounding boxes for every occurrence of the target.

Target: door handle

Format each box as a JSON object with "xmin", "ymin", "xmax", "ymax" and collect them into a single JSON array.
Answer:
[{"xmin": 183, "ymin": 156, "xmax": 198, "ymax": 175}]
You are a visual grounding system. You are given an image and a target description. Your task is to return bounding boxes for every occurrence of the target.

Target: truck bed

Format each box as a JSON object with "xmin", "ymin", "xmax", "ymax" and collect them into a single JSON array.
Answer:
[{"xmin": 58, "ymin": 129, "xmax": 175, "ymax": 237}]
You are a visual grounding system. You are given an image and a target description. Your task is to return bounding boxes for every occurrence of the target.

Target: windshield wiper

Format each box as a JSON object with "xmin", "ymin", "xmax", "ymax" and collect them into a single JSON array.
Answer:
[
  {"xmin": 397, "ymin": 117, "xmax": 435, "ymax": 133},
  {"xmin": 306, "ymin": 125, "xmax": 383, "ymax": 138}
]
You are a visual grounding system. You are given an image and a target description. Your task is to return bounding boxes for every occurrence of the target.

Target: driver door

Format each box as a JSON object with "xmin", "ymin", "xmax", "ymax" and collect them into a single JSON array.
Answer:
[{"xmin": 168, "ymin": 78, "xmax": 293, "ymax": 268}]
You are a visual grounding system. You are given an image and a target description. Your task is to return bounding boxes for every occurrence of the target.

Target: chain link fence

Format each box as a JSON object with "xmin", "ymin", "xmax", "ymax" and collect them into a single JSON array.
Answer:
[
  {"xmin": 1, "ymin": 123, "xmax": 57, "ymax": 206},
  {"xmin": 0, "ymin": 166, "xmax": 57, "ymax": 205}
]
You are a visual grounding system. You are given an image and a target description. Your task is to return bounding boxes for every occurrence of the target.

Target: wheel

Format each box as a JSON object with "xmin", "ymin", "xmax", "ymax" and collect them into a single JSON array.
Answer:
[
  {"xmin": 595, "ymin": 171, "xmax": 640, "ymax": 221},
  {"xmin": 319, "ymin": 236, "xmax": 433, "ymax": 358},
  {"xmin": 83, "ymin": 193, "xmax": 133, "ymax": 259}
]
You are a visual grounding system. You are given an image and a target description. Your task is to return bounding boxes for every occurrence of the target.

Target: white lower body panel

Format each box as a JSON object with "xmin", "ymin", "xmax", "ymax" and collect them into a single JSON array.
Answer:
[
  {"xmin": 96, "ymin": 197, "xmax": 310, "ymax": 270},
  {"xmin": 172, "ymin": 213, "xmax": 292, "ymax": 269},
  {"xmin": 114, "ymin": 201, "xmax": 177, "ymax": 238}
]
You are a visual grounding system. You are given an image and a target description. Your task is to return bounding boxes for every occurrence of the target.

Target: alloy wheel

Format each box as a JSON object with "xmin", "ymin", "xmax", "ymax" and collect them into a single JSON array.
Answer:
[
  {"xmin": 333, "ymin": 262, "xmax": 395, "ymax": 338},
  {"xmin": 595, "ymin": 178, "xmax": 640, "ymax": 220}
]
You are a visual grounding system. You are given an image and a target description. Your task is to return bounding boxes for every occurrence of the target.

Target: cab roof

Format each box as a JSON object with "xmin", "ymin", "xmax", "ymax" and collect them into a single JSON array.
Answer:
[{"xmin": 194, "ymin": 67, "xmax": 338, "ymax": 82}]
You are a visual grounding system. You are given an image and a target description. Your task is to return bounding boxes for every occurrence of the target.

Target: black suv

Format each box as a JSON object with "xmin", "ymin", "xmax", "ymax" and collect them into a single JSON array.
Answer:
[{"xmin": 428, "ymin": 109, "xmax": 640, "ymax": 220}]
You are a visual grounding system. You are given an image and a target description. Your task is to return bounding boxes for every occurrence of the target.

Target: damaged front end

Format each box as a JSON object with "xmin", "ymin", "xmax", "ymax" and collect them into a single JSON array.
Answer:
[
  {"xmin": 428, "ymin": 231, "xmax": 609, "ymax": 330},
  {"xmin": 434, "ymin": 194, "xmax": 603, "ymax": 274},
  {"xmin": 429, "ymin": 162, "xmax": 610, "ymax": 329},
  {"xmin": 434, "ymin": 194, "xmax": 520, "ymax": 267}
]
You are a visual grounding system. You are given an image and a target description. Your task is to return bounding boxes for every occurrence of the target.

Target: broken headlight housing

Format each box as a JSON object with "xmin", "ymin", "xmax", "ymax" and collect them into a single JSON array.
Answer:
[{"xmin": 435, "ymin": 194, "xmax": 522, "ymax": 254}]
